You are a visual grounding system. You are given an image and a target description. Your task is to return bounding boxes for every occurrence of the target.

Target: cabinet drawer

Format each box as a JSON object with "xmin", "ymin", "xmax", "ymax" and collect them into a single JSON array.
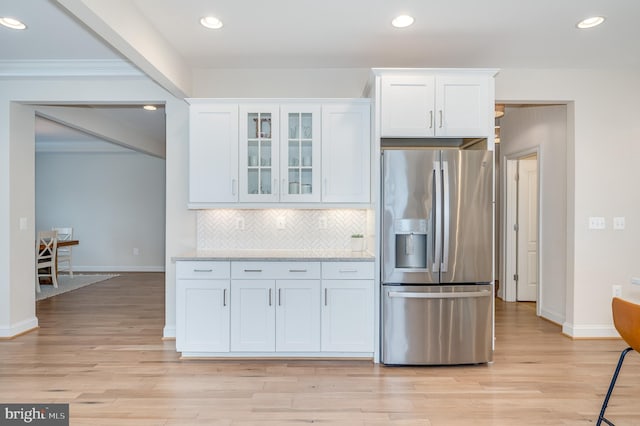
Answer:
[
  {"xmin": 232, "ymin": 261, "xmax": 321, "ymax": 279},
  {"xmin": 176, "ymin": 261, "xmax": 231, "ymax": 279},
  {"xmin": 322, "ymin": 262, "xmax": 375, "ymax": 280}
]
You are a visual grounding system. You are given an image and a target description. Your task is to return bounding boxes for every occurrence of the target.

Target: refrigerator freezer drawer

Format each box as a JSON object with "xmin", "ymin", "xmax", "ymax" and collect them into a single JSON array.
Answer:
[{"xmin": 381, "ymin": 284, "xmax": 493, "ymax": 365}]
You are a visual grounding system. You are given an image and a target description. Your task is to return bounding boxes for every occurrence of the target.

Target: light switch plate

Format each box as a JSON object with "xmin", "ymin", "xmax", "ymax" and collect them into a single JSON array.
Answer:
[{"xmin": 588, "ymin": 216, "xmax": 606, "ymax": 230}]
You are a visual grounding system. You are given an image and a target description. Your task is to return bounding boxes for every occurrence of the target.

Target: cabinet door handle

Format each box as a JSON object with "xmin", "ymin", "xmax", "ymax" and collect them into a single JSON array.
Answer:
[
  {"xmin": 274, "ymin": 178, "xmax": 278, "ymax": 194},
  {"xmin": 429, "ymin": 110, "xmax": 433, "ymax": 129},
  {"xmin": 288, "ymin": 269, "xmax": 307, "ymax": 273},
  {"xmin": 278, "ymin": 288, "xmax": 282, "ymax": 306},
  {"xmin": 324, "ymin": 288, "xmax": 328, "ymax": 306},
  {"xmin": 439, "ymin": 110, "xmax": 443, "ymax": 128},
  {"xmin": 193, "ymin": 269, "xmax": 213, "ymax": 273},
  {"xmin": 268, "ymin": 288, "xmax": 272, "ymax": 306},
  {"xmin": 244, "ymin": 269, "xmax": 263, "ymax": 273},
  {"xmin": 223, "ymin": 288, "xmax": 227, "ymax": 307},
  {"xmin": 282, "ymin": 178, "xmax": 286, "ymax": 194},
  {"xmin": 231, "ymin": 179, "xmax": 237, "ymax": 196}
]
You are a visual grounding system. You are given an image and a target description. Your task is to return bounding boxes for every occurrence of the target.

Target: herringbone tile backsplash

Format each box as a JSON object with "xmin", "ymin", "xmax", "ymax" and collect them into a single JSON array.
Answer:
[{"xmin": 197, "ymin": 209, "xmax": 371, "ymax": 250}]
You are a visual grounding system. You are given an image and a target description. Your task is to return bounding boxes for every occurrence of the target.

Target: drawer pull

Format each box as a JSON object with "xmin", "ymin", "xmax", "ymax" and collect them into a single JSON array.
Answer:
[
  {"xmin": 193, "ymin": 269, "xmax": 213, "ymax": 273},
  {"xmin": 244, "ymin": 269, "xmax": 263, "ymax": 273},
  {"xmin": 338, "ymin": 268, "xmax": 358, "ymax": 273},
  {"xmin": 289, "ymin": 269, "xmax": 308, "ymax": 273}
]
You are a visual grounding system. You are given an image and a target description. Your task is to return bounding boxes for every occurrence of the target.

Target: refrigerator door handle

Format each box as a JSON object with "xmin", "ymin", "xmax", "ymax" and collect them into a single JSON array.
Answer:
[
  {"xmin": 442, "ymin": 160, "xmax": 450, "ymax": 273},
  {"xmin": 387, "ymin": 290, "xmax": 491, "ymax": 299},
  {"xmin": 433, "ymin": 160, "xmax": 442, "ymax": 273}
]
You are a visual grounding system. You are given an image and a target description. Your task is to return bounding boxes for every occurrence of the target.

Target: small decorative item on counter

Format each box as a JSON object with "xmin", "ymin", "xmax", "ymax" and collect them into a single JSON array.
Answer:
[{"xmin": 351, "ymin": 234, "xmax": 365, "ymax": 252}]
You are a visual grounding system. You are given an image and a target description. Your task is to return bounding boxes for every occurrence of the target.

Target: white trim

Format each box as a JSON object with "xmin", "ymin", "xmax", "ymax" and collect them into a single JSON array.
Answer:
[
  {"xmin": 36, "ymin": 141, "xmax": 134, "ymax": 154},
  {"xmin": 163, "ymin": 325, "xmax": 176, "ymax": 339},
  {"xmin": 562, "ymin": 322, "xmax": 619, "ymax": 338},
  {"xmin": 73, "ymin": 266, "xmax": 165, "ymax": 273},
  {"xmin": 0, "ymin": 317, "xmax": 38, "ymax": 338},
  {"xmin": 540, "ymin": 307, "xmax": 564, "ymax": 326},
  {"xmin": 180, "ymin": 351, "xmax": 374, "ymax": 359},
  {"xmin": 0, "ymin": 59, "xmax": 143, "ymax": 78}
]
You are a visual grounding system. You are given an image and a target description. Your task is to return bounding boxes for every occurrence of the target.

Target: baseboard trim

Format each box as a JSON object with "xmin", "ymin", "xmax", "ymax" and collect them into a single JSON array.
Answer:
[
  {"xmin": 0, "ymin": 317, "xmax": 39, "ymax": 338},
  {"xmin": 163, "ymin": 325, "xmax": 176, "ymax": 339},
  {"xmin": 540, "ymin": 308, "xmax": 564, "ymax": 326},
  {"xmin": 562, "ymin": 322, "xmax": 619, "ymax": 339},
  {"xmin": 74, "ymin": 266, "xmax": 165, "ymax": 273}
]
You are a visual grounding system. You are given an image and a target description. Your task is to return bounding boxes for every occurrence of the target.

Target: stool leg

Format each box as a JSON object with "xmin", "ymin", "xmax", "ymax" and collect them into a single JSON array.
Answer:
[{"xmin": 597, "ymin": 347, "xmax": 633, "ymax": 426}]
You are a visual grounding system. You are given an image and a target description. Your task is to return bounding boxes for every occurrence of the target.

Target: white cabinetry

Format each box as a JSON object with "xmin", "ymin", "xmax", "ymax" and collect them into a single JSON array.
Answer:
[
  {"xmin": 189, "ymin": 104, "xmax": 239, "ymax": 203},
  {"xmin": 321, "ymin": 103, "xmax": 371, "ymax": 203},
  {"xmin": 321, "ymin": 262, "xmax": 374, "ymax": 352},
  {"xmin": 187, "ymin": 99, "xmax": 370, "ymax": 206},
  {"xmin": 176, "ymin": 261, "xmax": 231, "ymax": 353},
  {"xmin": 230, "ymin": 262, "xmax": 321, "ymax": 352},
  {"xmin": 380, "ymin": 72, "xmax": 493, "ymax": 138}
]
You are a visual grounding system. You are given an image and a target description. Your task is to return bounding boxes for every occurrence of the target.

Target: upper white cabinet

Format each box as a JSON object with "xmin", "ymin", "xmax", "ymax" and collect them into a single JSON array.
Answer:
[
  {"xmin": 321, "ymin": 103, "xmax": 371, "ymax": 203},
  {"xmin": 280, "ymin": 105, "xmax": 322, "ymax": 203},
  {"xmin": 239, "ymin": 104, "xmax": 280, "ymax": 203},
  {"xmin": 189, "ymin": 104, "xmax": 239, "ymax": 203},
  {"xmin": 187, "ymin": 99, "xmax": 370, "ymax": 207},
  {"xmin": 380, "ymin": 71, "xmax": 494, "ymax": 138}
]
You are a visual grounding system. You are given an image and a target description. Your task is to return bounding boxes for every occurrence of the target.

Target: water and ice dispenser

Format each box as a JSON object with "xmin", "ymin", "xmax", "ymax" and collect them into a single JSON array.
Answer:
[{"xmin": 394, "ymin": 219, "xmax": 429, "ymax": 269}]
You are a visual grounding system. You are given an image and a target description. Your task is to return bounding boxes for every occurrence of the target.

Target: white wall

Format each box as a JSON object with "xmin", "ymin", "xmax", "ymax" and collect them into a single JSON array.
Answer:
[
  {"xmin": 0, "ymin": 76, "xmax": 192, "ymax": 338},
  {"xmin": 496, "ymin": 68, "xmax": 640, "ymax": 337},
  {"xmin": 499, "ymin": 105, "xmax": 568, "ymax": 324},
  {"xmin": 35, "ymin": 151, "xmax": 166, "ymax": 272}
]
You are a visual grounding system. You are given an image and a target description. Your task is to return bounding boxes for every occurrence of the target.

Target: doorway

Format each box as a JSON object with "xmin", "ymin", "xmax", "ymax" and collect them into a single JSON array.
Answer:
[{"xmin": 504, "ymin": 151, "xmax": 540, "ymax": 311}]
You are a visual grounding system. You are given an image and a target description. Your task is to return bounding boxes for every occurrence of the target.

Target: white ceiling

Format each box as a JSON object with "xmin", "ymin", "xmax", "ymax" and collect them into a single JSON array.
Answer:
[{"xmin": 2, "ymin": 0, "xmax": 639, "ymax": 148}]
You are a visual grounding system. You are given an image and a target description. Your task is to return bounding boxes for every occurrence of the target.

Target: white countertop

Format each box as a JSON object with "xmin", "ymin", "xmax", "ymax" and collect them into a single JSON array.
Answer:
[{"xmin": 173, "ymin": 249, "xmax": 375, "ymax": 262}]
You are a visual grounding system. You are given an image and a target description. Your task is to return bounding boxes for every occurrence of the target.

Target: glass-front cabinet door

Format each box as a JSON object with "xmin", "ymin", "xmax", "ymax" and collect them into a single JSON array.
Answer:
[
  {"xmin": 280, "ymin": 105, "xmax": 321, "ymax": 202},
  {"xmin": 239, "ymin": 105, "xmax": 280, "ymax": 202}
]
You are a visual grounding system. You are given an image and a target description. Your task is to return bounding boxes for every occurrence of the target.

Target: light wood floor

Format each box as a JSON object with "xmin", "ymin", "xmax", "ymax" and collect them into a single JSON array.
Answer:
[{"xmin": 1, "ymin": 273, "xmax": 638, "ymax": 425}]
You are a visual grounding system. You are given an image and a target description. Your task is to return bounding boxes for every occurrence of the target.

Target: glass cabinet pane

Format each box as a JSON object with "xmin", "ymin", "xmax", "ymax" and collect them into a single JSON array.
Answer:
[
  {"xmin": 245, "ymin": 111, "xmax": 273, "ymax": 196},
  {"xmin": 287, "ymin": 111, "xmax": 314, "ymax": 196}
]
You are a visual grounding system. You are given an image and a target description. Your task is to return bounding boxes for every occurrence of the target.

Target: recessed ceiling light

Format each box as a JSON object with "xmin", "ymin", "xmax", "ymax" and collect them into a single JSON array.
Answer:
[
  {"xmin": 392, "ymin": 15, "xmax": 414, "ymax": 28},
  {"xmin": 143, "ymin": 105, "xmax": 157, "ymax": 111},
  {"xmin": 576, "ymin": 16, "xmax": 605, "ymax": 29},
  {"xmin": 0, "ymin": 17, "xmax": 27, "ymax": 30},
  {"xmin": 200, "ymin": 16, "xmax": 223, "ymax": 30}
]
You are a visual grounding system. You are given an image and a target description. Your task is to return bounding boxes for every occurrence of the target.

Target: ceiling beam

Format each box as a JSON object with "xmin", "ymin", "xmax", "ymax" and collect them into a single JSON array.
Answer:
[
  {"xmin": 36, "ymin": 106, "xmax": 165, "ymax": 159},
  {"xmin": 55, "ymin": 0, "xmax": 191, "ymax": 99}
]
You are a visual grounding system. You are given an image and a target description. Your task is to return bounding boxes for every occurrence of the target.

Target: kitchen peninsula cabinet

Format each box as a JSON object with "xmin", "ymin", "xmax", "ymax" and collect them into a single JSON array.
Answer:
[
  {"xmin": 378, "ymin": 69, "xmax": 496, "ymax": 138},
  {"xmin": 186, "ymin": 99, "xmax": 370, "ymax": 207}
]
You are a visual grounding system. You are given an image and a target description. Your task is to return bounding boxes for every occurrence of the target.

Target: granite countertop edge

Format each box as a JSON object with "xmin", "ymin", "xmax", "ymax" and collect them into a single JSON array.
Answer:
[{"xmin": 172, "ymin": 250, "xmax": 375, "ymax": 262}]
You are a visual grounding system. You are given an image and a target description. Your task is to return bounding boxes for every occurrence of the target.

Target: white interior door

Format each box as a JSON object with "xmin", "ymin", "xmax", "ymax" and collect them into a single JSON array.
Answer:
[{"xmin": 516, "ymin": 157, "xmax": 538, "ymax": 301}]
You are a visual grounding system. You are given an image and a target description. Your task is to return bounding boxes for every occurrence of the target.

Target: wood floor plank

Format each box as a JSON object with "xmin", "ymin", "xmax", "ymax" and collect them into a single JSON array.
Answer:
[{"xmin": 0, "ymin": 272, "xmax": 638, "ymax": 425}]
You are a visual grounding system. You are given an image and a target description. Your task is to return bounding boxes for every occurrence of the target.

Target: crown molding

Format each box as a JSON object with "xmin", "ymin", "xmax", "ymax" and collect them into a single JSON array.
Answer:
[{"xmin": 0, "ymin": 59, "xmax": 144, "ymax": 78}]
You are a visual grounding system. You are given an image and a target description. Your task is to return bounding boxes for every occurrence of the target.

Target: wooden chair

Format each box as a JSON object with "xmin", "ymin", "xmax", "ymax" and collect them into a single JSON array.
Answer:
[
  {"xmin": 597, "ymin": 297, "xmax": 640, "ymax": 425},
  {"xmin": 36, "ymin": 230, "xmax": 58, "ymax": 293},
  {"xmin": 52, "ymin": 226, "xmax": 73, "ymax": 277}
]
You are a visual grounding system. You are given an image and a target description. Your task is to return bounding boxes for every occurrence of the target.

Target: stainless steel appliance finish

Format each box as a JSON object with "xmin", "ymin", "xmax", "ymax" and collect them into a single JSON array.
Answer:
[
  {"xmin": 381, "ymin": 148, "xmax": 494, "ymax": 365},
  {"xmin": 382, "ymin": 284, "xmax": 493, "ymax": 365}
]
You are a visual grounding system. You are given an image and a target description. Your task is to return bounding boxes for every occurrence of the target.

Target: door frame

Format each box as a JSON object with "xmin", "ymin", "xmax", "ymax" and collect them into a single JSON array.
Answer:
[{"xmin": 502, "ymin": 147, "xmax": 541, "ymax": 314}]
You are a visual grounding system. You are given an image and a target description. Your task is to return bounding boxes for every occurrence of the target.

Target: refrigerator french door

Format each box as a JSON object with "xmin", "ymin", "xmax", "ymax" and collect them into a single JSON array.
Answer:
[{"xmin": 381, "ymin": 148, "xmax": 494, "ymax": 365}]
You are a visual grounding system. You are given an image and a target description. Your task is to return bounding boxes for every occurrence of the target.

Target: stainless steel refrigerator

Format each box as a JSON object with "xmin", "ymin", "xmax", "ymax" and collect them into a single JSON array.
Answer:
[{"xmin": 381, "ymin": 148, "xmax": 494, "ymax": 365}]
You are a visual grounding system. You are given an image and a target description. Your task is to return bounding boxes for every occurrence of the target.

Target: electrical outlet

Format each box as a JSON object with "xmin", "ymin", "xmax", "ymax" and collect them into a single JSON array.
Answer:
[
  {"xmin": 612, "ymin": 285, "xmax": 622, "ymax": 298},
  {"xmin": 236, "ymin": 217, "xmax": 245, "ymax": 230},
  {"xmin": 133, "ymin": 248, "xmax": 140, "ymax": 256},
  {"xmin": 276, "ymin": 216, "xmax": 286, "ymax": 229},
  {"xmin": 613, "ymin": 217, "xmax": 625, "ymax": 230},
  {"xmin": 318, "ymin": 216, "xmax": 328, "ymax": 229}
]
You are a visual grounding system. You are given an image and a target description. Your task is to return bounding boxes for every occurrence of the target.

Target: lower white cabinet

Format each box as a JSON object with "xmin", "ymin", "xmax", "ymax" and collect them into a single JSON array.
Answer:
[
  {"xmin": 176, "ymin": 261, "xmax": 231, "ymax": 353},
  {"xmin": 176, "ymin": 260, "xmax": 373, "ymax": 357},
  {"xmin": 230, "ymin": 279, "xmax": 321, "ymax": 352}
]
